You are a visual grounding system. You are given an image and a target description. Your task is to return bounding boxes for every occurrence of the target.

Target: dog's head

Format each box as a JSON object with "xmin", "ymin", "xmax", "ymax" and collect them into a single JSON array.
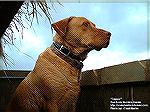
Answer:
[
  {"xmin": 52, "ymin": 16, "xmax": 111, "ymax": 51},
  {"xmin": 52, "ymin": 16, "xmax": 111, "ymax": 60}
]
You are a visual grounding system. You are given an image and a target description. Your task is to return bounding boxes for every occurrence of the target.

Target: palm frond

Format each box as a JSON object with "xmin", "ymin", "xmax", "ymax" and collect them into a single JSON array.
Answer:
[{"xmin": 1, "ymin": 0, "xmax": 58, "ymax": 67}]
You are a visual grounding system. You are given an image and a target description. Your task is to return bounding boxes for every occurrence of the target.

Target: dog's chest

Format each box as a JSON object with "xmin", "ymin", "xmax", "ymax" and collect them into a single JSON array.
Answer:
[
  {"xmin": 43, "ymin": 75, "xmax": 80, "ymax": 112},
  {"xmin": 35, "ymin": 50, "xmax": 81, "ymax": 111},
  {"xmin": 42, "ymin": 72, "xmax": 80, "ymax": 99}
]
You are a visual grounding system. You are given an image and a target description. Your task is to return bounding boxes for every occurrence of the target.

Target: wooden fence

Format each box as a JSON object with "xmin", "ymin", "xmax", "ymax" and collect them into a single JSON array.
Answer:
[{"xmin": 0, "ymin": 59, "xmax": 150, "ymax": 112}]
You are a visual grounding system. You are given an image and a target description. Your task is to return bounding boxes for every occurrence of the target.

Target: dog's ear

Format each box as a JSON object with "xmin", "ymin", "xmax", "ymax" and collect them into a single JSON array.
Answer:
[{"xmin": 52, "ymin": 17, "xmax": 74, "ymax": 37}]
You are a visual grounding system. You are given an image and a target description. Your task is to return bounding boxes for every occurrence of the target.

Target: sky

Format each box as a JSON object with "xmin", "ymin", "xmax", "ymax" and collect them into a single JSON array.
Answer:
[{"xmin": 0, "ymin": 1, "xmax": 149, "ymax": 71}]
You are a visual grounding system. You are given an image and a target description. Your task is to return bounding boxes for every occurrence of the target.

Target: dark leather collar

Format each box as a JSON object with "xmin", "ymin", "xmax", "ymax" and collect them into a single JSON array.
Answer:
[{"xmin": 51, "ymin": 42, "xmax": 83, "ymax": 69}]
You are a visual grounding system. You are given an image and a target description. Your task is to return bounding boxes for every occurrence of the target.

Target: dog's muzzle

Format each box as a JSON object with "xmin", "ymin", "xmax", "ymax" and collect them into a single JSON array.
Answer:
[
  {"xmin": 103, "ymin": 32, "xmax": 111, "ymax": 48},
  {"xmin": 95, "ymin": 32, "xmax": 111, "ymax": 51}
]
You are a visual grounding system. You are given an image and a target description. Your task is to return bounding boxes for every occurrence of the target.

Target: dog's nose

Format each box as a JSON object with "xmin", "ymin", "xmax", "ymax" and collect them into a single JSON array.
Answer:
[{"xmin": 107, "ymin": 32, "xmax": 111, "ymax": 37}]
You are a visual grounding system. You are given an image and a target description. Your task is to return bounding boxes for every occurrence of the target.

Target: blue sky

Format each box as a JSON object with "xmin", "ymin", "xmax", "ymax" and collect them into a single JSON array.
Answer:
[{"xmin": 0, "ymin": 2, "xmax": 149, "ymax": 71}]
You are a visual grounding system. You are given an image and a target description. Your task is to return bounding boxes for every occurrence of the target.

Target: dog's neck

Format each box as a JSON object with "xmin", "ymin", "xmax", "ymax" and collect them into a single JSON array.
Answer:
[
  {"xmin": 53, "ymin": 34, "xmax": 91, "ymax": 62},
  {"xmin": 51, "ymin": 42, "xmax": 83, "ymax": 69}
]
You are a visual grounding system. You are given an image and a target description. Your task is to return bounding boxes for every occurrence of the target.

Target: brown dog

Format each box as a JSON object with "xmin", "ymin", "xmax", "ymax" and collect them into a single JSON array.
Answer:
[{"xmin": 7, "ymin": 16, "xmax": 111, "ymax": 112}]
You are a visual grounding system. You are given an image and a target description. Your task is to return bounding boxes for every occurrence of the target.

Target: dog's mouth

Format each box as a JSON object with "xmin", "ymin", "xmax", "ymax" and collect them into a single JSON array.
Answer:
[
  {"xmin": 103, "ymin": 40, "xmax": 110, "ymax": 48},
  {"xmin": 95, "ymin": 40, "xmax": 110, "ymax": 51}
]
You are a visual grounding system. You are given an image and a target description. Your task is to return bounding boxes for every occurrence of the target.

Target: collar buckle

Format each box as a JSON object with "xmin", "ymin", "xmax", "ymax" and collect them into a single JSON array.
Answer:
[{"xmin": 59, "ymin": 45, "xmax": 70, "ymax": 56}]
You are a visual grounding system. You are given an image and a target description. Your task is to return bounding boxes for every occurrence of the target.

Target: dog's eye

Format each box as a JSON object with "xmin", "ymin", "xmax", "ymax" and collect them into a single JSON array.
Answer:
[{"xmin": 83, "ymin": 22, "xmax": 90, "ymax": 28}]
